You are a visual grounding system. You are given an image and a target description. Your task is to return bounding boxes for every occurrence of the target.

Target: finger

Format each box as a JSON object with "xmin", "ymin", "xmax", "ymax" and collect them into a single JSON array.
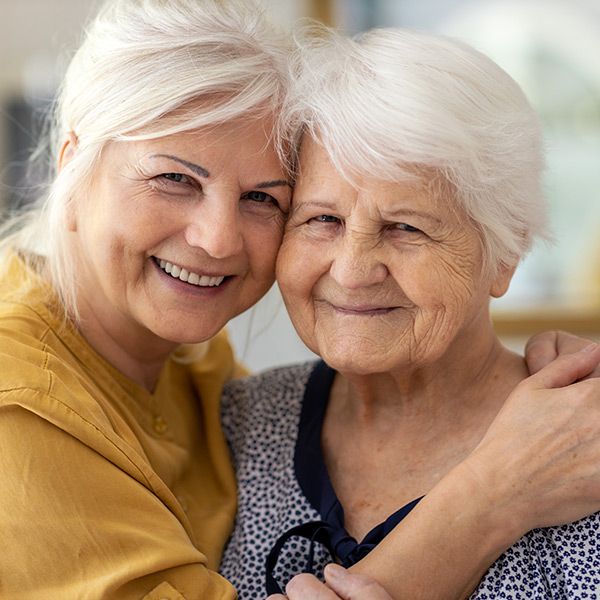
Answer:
[
  {"xmin": 582, "ymin": 351, "xmax": 600, "ymax": 380},
  {"xmin": 526, "ymin": 342, "xmax": 600, "ymax": 389},
  {"xmin": 285, "ymin": 573, "xmax": 341, "ymax": 600},
  {"xmin": 583, "ymin": 364, "xmax": 600, "ymax": 380},
  {"xmin": 525, "ymin": 331, "xmax": 599, "ymax": 375},
  {"xmin": 553, "ymin": 331, "xmax": 595, "ymax": 354},
  {"xmin": 266, "ymin": 596, "xmax": 287, "ymax": 599},
  {"xmin": 324, "ymin": 564, "xmax": 392, "ymax": 600},
  {"xmin": 524, "ymin": 330, "xmax": 559, "ymax": 374}
]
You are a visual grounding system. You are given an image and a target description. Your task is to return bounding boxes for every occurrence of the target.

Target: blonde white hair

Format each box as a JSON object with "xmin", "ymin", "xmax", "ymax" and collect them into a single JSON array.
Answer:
[
  {"xmin": 284, "ymin": 26, "xmax": 548, "ymax": 273},
  {"xmin": 1, "ymin": 0, "xmax": 291, "ymax": 320}
]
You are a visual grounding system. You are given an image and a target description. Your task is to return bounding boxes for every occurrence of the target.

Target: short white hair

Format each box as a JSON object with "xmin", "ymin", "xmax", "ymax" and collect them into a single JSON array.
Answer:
[
  {"xmin": 2, "ymin": 0, "xmax": 291, "ymax": 319},
  {"xmin": 284, "ymin": 26, "xmax": 548, "ymax": 273}
]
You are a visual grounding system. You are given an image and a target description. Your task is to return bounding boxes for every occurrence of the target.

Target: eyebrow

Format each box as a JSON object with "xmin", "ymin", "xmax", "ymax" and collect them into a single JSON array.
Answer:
[
  {"xmin": 384, "ymin": 207, "xmax": 442, "ymax": 224},
  {"xmin": 288, "ymin": 200, "xmax": 336, "ymax": 218},
  {"xmin": 294, "ymin": 201, "xmax": 442, "ymax": 224},
  {"xmin": 149, "ymin": 155, "xmax": 291, "ymax": 189},
  {"xmin": 255, "ymin": 179, "xmax": 292, "ymax": 189},
  {"xmin": 152, "ymin": 154, "xmax": 210, "ymax": 178},
  {"xmin": 294, "ymin": 200, "xmax": 337, "ymax": 210}
]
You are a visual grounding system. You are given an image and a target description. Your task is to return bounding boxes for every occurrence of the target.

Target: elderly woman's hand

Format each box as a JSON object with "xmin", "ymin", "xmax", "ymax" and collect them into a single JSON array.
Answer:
[
  {"xmin": 466, "ymin": 342, "xmax": 600, "ymax": 534},
  {"xmin": 266, "ymin": 564, "xmax": 393, "ymax": 600},
  {"xmin": 525, "ymin": 330, "xmax": 600, "ymax": 377}
]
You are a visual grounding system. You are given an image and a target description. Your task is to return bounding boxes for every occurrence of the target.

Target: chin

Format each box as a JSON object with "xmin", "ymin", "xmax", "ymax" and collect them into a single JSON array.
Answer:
[
  {"xmin": 326, "ymin": 357, "xmax": 391, "ymax": 376},
  {"xmin": 147, "ymin": 318, "xmax": 225, "ymax": 346},
  {"xmin": 320, "ymin": 344, "xmax": 398, "ymax": 376}
]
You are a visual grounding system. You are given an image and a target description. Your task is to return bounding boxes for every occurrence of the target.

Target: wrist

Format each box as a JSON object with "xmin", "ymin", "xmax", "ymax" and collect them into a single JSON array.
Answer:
[{"xmin": 448, "ymin": 453, "xmax": 528, "ymax": 552}]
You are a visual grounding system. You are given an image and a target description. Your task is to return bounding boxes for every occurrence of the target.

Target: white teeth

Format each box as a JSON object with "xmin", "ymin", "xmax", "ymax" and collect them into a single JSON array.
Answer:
[{"xmin": 155, "ymin": 258, "xmax": 225, "ymax": 287}]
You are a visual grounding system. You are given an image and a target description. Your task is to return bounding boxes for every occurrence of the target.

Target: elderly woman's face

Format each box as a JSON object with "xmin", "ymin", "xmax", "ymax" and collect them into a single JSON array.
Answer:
[
  {"xmin": 277, "ymin": 138, "xmax": 510, "ymax": 374},
  {"xmin": 69, "ymin": 118, "xmax": 291, "ymax": 345}
]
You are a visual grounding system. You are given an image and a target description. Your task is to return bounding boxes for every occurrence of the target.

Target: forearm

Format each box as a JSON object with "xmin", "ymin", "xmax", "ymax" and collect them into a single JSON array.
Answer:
[
  {"xmin": 349, "ymin": 461, "xmax": 520, "ymax": 600},
  {"xmin": 350, "ymin": 346, "xmax": 600, "ymax": 599}
]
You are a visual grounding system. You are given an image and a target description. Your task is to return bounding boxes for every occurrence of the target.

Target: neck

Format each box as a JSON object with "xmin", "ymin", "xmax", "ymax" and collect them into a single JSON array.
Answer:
[
  {"xmin": 333, "ymin": 320, "xmax": 527, "ymax": 429},
  {"xmin": 322, "ymin": 316, "xmax": 529, "ymax": 541},
  {"xmin": 75, "ymin": 295, "xmax": 176, "ymax": 392}
]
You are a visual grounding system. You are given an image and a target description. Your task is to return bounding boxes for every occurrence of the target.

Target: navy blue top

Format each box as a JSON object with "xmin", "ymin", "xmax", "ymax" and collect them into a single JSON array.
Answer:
[{"xmin": 266, "ymin": 361, "xmax": 423, "ymax": 594}]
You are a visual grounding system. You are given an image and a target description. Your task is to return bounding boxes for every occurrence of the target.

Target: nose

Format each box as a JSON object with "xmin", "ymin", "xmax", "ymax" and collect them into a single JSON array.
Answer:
[
  {"xmin": 329, "ymin": 235, "xmax": 388, "ymax": 289},
  {"xmin": 184, "ymin": 198, "xmax": 244, "ymax": 259}
]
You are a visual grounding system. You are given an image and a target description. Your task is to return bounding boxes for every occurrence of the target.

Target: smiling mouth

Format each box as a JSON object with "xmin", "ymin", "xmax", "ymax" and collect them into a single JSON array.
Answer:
[
  {"xmin": 153, "ymin": 257, "xmax": 227, "ymax": 287},
  {"xmin": 331, "ymin": 304, "xmax": 398, "ymax": 316}
]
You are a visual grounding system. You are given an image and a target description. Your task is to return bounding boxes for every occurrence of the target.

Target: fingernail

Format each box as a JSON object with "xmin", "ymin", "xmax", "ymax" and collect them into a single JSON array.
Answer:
[
  {"xmin": 324, "ymin": 564, "xmax": 347, "ymax": 580},
  {"xmin": 581, "ymin": 343, "xmax": 599, "ymax": 353}
]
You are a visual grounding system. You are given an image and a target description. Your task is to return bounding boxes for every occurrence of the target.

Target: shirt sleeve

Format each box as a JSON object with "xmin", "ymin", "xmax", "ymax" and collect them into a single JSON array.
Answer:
[{"xmin": 0, "ymin": 399, "xmax": 237, "ymax": 600}]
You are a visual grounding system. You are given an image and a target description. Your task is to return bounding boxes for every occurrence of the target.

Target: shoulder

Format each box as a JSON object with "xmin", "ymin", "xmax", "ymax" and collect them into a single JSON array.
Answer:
[
  {"xmin": 0, "ymin": 298, "xmax": 63, "ymax": 396},
  {"xmin": 221, "ymin": 359, "xmax": 318, "ymax": 425},
  {"xmin": 0, "ymin": 300, "xmax": 149, "ymax": 481},
  {"xmin": 0, "ymin": 298, "xmax": 91, "ymax": 403},
  {"xmin": 222, "ymin": 361, "xmax": 319, "ymax": 419},
  {"xmin": 220, "ymin": 361, "xmax": 319, "ymax": 460},
  {"xmin": 220, "ymin": 362, "xmax": 327, "ymax": 596}
]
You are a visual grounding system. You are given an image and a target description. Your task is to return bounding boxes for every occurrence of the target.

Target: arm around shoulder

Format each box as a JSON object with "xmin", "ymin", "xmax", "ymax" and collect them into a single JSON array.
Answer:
[{"xmin": 350, "ymin": 345, "xmax": 600, "ymax": 599}]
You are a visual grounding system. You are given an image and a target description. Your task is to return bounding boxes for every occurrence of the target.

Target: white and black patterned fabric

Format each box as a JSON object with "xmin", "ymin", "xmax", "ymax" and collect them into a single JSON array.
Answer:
[{"xmin": 219, "ymin": 361, "xmax": 600, "ymax": 600}]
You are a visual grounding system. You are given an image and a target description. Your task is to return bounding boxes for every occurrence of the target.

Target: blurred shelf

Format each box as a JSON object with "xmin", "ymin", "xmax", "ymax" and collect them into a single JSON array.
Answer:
[
  {"xmin": 307, "ymin": 0, "xmax": 333, "ymax": 24},
  {"xmin": 492, "ymin": 307, "xmax": 600, "ymax": 336}
]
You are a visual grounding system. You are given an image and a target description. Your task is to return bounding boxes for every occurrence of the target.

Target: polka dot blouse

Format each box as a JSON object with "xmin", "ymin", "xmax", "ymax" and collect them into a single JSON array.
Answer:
[{"xmin": 219, "ymin": 361, "xmax": 600, "ymax": 599}]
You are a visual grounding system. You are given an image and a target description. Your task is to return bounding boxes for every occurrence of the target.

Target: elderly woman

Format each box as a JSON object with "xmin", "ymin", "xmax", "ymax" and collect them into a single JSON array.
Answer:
[
  {"xmin": 1, "ymin": 1, "xmax": 599, "ymax": 599},
  {"xmin": 219, "ymin": 27, "xmax": 600, "ymax": 600}
]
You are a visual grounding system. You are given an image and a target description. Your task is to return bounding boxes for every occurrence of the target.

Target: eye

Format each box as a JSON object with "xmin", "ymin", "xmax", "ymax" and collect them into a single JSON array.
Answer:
[
  {"xmin": 242, "ymin": 190, "xmax": 279, "ymax": 207},
  {"xmin": 393, "ymin": 223, "xmax": 422, "ymax": 233},
  {"xmin": 158, "ymin": 172, "xmax": 193, "ymax": 185},
  {"xmin": 311, "ymin": 214, "xmax": 340, "ymax": 224},
  {"xmin": 151, "ymin": 171, "xmax": 201, "ymax": 198}
]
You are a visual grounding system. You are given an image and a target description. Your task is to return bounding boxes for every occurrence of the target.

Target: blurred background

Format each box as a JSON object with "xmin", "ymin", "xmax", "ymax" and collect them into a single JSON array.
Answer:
[{"xmin": 1, "ymin": 0, "xmax": 599, "ymax": 370}]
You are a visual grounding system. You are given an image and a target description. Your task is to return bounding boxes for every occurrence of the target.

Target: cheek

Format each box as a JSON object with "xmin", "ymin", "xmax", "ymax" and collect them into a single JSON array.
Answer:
[
  {"xmin": 276, "ymin": 232, "xmax": 321, "ymax": 299},
  {"xmin": 86, "ymin": 195, "xmax": 153, "ymax": 254},
  {"xmin": 430, "ymin": 263, "xmax": 477, "ymax": 308},
  {"xmin": 247, "ymin": 223, "xmax": 284, "ymax": 281},
  {"xmin": 276, "ymin": 236, "xmax": 325, "ymax": 351},
  {"xmin": 384, "ymin": 255, "xmax": 482, "ymax": 337},
  {"xmin": 438, "ymin": 249, "xmax": 484, "ymax": 309}
]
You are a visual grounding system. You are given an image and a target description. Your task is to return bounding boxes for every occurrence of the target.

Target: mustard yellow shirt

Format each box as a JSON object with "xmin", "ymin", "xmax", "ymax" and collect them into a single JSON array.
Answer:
[{"xmin": 0, "ymin": 254, "xmax": 239, "ymax": 599}]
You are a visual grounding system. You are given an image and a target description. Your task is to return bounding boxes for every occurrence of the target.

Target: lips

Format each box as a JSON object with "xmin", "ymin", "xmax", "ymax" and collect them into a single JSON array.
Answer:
[
  {"xmin": 317, "ymin": 298, "xmax": 401, "ymax": 316},
  {"xmin": 332, "ymin": 305, "xmax": 397, "ymax": 316},
  {"xmin": 153, "ymin": 256, "xmax": 226, "ymax": 287}
]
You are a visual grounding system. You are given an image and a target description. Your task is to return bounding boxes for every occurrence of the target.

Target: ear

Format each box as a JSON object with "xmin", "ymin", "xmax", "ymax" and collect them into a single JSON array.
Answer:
[
  {"xmin": 58, "ymin": 132, "xmax": 79, "ymax": 232},
  {"xmin": 58, "ymin": 131, "xmax": 78, "ymax": 172},
  {"xmin": 490, "ymin": 262, "xmax": 517, "ymax": 298}
]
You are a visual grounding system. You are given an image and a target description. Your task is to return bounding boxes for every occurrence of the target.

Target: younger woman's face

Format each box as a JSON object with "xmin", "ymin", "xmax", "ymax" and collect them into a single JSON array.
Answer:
[{"xmin": 67, "ymin": 118, "xmax": 291, "ymax": 351}]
